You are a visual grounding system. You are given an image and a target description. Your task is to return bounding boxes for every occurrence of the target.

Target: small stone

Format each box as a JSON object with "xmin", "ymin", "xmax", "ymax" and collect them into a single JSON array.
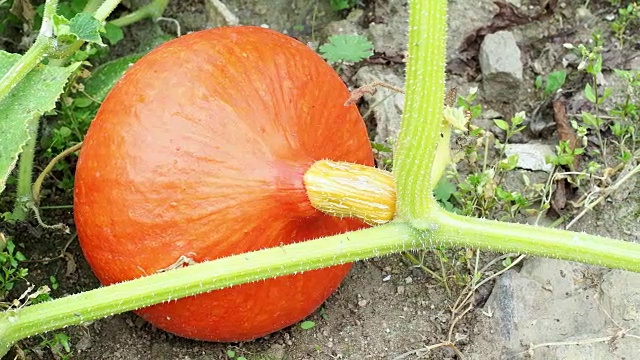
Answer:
[
  {"xmin": 397, "ymin": 286, "xmax": 405, "ymax": 295},
  {"xmin": 503, "ymin": 143, "xmax": 555, "ymax": 172},
  {"xmin": 125, "ymin": 317, "xmax": 135, "ymax": 327},
  {"xmin": 75, "ymin": 333, "xmax": 92, "ymax": 351},
  {"xmin": 404, "ymin": 276, "xmax": 413, "ymax": 284},
  {"xmin": 134, "ymin": 316, "xmax": 148, "ymax": 329},
  {"xmin": 467, "ymin": 258, "xmax": 640, "ymax": 359},
  {"xmin": 254, "ymin": 4, "xmax": 267, "ymax": 15},
  {"xmin": 382, "ymin": 274, "xmax": 392, "ymax": 282},
  {"xmin": 265, "ymin": 344, "xmax": 285, "ymax": 360},
  {"xmin": 576, "ymin": 6, "xmax": 594, "ymax": 22},
  {"xmin": 346, "ymin": 8, "xmax": 364, "ymax": 22},
  {"xmin": 366, "ymin": 1, "xmax": 408, "ymax": 56},
  {"xmin": 479, "ymin": 31, "xmax": 523, "ymax": 101},
  {"xmin": 628, "ymin": 54, "xmax": 640, "ymax": 69},
  {"xmin": 358, "ymin": 299, "xmax": 368, "ymax": 307},
  {"xmin": 321, "ymin": 19, "xmax": 362, "ymax": 38}
]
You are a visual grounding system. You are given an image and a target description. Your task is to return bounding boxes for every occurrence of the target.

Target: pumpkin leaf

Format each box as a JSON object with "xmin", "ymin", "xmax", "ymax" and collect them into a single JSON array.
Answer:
[
  {"xmin": 319, "ymin": 34, "xmax": 373, "ymax": 63},
  {"xmin": 0, "ymin": 50, "xmax": 81, "ymax": 194},
  {"xmin": 82, "ymin": 53, "xmax": 144, "ymax": 103},
  {"xmin": 102, "ymin": 23, "xmax": 124, "ymax": 45},
  {"xmin": 54, "ymin": 12, "xmax": 104, "ymax": 46}
]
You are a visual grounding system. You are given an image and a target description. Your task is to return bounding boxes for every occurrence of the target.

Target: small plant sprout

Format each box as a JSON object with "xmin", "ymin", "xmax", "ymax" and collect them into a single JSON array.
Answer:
[
  {"xmin": 608, "ymin": 1, "xmax": 640, "ymax": 47},
  {"xmin": 534, "ymin": 70, "xmax": 567, "ymax": 98},
  {"xmin": 0, "ymin": 238, "xmax": 28, "ymax": 300},
  {"xmin": 300, "ymin": 320, "xmax": 316, "ymax": 330}
]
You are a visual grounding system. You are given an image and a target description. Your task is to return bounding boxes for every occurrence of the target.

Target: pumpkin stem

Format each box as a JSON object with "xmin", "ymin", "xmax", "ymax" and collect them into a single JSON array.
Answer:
[{"xmin": 303, "ymin": 160, "xmax": 396, "ymax": 225}]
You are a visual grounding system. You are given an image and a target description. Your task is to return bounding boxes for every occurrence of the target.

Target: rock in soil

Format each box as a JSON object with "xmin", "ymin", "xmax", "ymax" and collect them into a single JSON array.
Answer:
[
  {"xmin": 468, "ymin": 257, "xmax": 640, "ymax": 359},
  {"xmin": 504, "ymin": 142, "xmax": 555, "ymax": 172},
  {"xmin": 479, "ymin": 30, "xmax": 524, "ymax": 101}
]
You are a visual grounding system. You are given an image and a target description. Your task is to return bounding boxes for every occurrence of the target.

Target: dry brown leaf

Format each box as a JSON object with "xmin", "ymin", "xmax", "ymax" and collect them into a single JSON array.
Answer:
[
  {"xmin": 552, "ymin": 99, "xmax": 580, "ymax": 169},
  {"xmin": 10, "ymin": 0, "xmax": 36, "ymax": 29},
  {"xmin": 551, "ymin": 178, "xmax": 567, "ymax": 212},
  {"xmin": 63, "ymin": 252, "xmax": 78, "ymax": 278},
  {"xmin": 550, "ymin": 99, "xmax": 581, "ymax": 214}
]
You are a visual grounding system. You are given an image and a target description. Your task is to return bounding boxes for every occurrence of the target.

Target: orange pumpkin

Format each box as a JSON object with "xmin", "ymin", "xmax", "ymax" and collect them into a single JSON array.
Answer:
[{"xmin": 73, "ymin": 26, "xmax": 373, "ymax": 341}]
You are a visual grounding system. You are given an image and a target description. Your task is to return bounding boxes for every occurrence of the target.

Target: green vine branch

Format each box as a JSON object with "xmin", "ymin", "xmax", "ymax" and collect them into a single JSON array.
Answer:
[
  {"xmin": 12, "ymin": 120, "xmax": 39, "ymax": 219},
  {"xmin": 0, "ymin": 0, "xmax": 58, "ymax": 103},
  {"xmin": 0, "ymin": 223, "xmax": 417, "ymax": 356},
  {"xmin": 110, "ymin": 0, "xmax": 171, "ymax": 27},
  {"xmin": 393, "ymin": 0, "xmax": 447, "ymax": 222},
  {"xmin": 32, "ymin": 141, "xmax": 83, "ymax": 205}
]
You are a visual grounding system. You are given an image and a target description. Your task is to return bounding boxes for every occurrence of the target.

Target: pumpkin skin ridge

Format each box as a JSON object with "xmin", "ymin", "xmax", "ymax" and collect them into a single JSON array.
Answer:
[{"xmin": 74, "ymin": 26, "xmax": 374, "ymax": 342}]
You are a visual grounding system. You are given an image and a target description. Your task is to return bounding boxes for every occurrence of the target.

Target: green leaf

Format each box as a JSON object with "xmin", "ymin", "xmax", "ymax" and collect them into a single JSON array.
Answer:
[
  {"xmin": 433, "ymin": 179, "xmax": 456, "ymax": 202},
  {"xmin": 72, "ymin": 97, "xmax": 93, "ymax": 108},
  {"xmin": 57, "ymin": 126, "xmax": 72, "ymax": 138},
  {"xmin": 71, "ymin": 0, "xmax": 89, "ymax": 13},
  {"xmin": 584, "ymin": 83, "xmax": 596, "ymax": 103},
  {"xmin": 329, "ymin": 0, "xmax": 357, "ymax": 11},
  {"xmin": 82, "ymin": 53, "xmax": 144, "ymax": 103},
  {"xmin": 613, "ymin": 69, "xmax": 631, "ymax": 82},
  {"xmin": 54, "ymin": 332, "xmax": 71, "ymax": 352},
  {"xmin": 493, "ymin": 119, "xmax": 509, "ymax": 131},
  {"xmin": 0, "ymin": 51, "xmax": 81, "ymax": 194},
  {"xmin": 534, "ymin": 75, "xmax": 543, "ymax": 89},
  {"xmin": 319, "ymin": 34, "xmax": 373, "ymax": 63},
  {"xmin": 599, "ymin": 87, "xmax": 612, "ymax": 104},
  {"xmin": 55, "ymin": 13, "xmax": 104, "ymax": 45},
  {"xmin": 103, "ymin": 23, "xmax": 124, "ymax": 45},
  {"xmin": 226, "ymin": 350, "xmax": 236, "ymax": 358},
  {"xmin": 544, "ymin": 70, "xmax": 566, "ymax": 95},
  {"xmin": 502, "ymin": 257, "xmax": 512, "ymax": 267},
  {"xmin": 511, "ymin": 113, "xmax": 525, "ymax": 127},
  {"xmin": 69, "ymin": 13, "xmax": 104, "ymax": 45},
  {"xmin": 300, "ymin": 320, "xmax": 316, "ymax": 330},
  {"xmin": 14, "ymin": 251, "xmax": 25, "ymax": 262},
  {"xmin": 498, "ymin": 154, "xmax": 518, "ymax": 171},
  {"xmin": 581, "ymin": 111, "xmax": 600, "ymax": 128},
  {"xmin": 6, "ymin": 240, "xmax": 14, "ymax": 254},
  {"xmin": 52, "ymin": 14, "xmax": 70, "ymax": 30},
  {"xmin": 589, "ymin": 56, "xmax": 603, "ymax": 75},
  {"xmin": 371, "ymin": 142, "xmax": 392, "ymax": 153}
]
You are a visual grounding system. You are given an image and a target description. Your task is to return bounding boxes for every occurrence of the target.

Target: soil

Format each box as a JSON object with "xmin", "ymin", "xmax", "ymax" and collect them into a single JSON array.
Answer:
[{"xmin": 1, "ymin": 0, "xmax": 639, "ymax": 359}]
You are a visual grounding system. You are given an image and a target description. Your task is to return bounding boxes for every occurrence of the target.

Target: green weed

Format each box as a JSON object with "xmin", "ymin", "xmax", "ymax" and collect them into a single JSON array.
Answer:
[
  {"xmin": 299, "ymin": 320, "xmax": 316, "ymax": 330},
  {"xmin": 319, "ymin": 34, "xmax": 373, "ymax": 64},
  {"xmin": 329, "ymin": 0, "xmax": 358, "ymax": 12},
  {"xmin": 608, "ymin": 1, "xmax": 639, "ymax": 47},
  {"xmin": 35, "ymin": 332, "xmax": 73, "ymax": 360},
  {"xmin": 534, "ymin": 70, "xmax": 567, "ymax": 98},
  {"xmin": 0, "ymin": 236, "xmax": 28, "ymax": 300}
]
